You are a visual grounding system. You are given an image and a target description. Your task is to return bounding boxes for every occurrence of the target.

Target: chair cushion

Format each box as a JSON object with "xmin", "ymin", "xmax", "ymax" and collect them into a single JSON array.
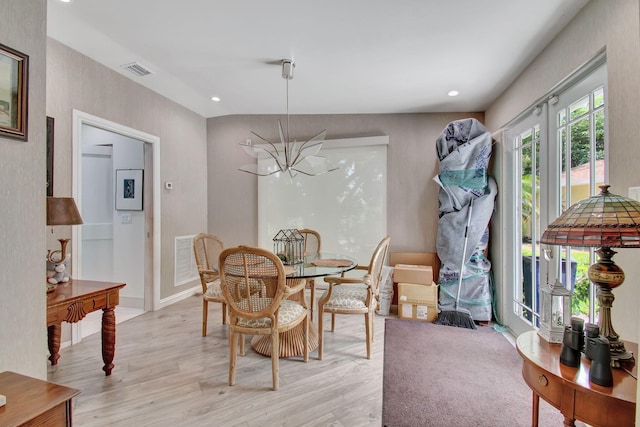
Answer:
[
  {"xmin": 321, "ymin": 284, "xmax": 369, "ymax": 309},
  {"xmin": 204, "ymin": 278, "xmax": 224, "ymax": 299},
  {"xmin": 236, "ymin": 299, "xmax": 306, "ymax": 328}
]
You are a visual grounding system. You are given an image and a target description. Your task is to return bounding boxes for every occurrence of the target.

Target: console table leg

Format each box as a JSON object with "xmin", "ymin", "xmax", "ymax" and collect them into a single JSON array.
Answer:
[
  {"xmin": 47, "ymin": 324, "xmax": 61, "ymax": 365},
  {"xmin": 532, "ymin": 391, "xmax": 539, "ymax": 427},
  {"xmin": 101, "ymin": 307, "xmax": 116, "ymax": 375}
]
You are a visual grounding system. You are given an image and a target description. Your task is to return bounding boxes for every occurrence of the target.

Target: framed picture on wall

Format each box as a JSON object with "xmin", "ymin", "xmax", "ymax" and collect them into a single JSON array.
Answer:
[
  {"xmin": 0, "ymin": 43, "xmax": 29, "ymax": 140},
  {"xmin": 115, "ymin": 169, "xmax": 143, "ymax": 211},
  {"xmin": 46, "ymin": 116, "xmax": 54, "ymax": 196}
]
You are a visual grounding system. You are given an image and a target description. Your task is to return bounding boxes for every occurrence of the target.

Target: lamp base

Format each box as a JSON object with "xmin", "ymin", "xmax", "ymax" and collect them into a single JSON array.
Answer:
[
  {"xmin": 608, "ymin": 338, "xmax": 634, "ymax": 368},
  {"xmin": 588, "ymin": 247, "xmax": 635, "ymax": 368},
  {"xmin": 47, "ymin": 238, "xmax": 70, "ymax": 264}
]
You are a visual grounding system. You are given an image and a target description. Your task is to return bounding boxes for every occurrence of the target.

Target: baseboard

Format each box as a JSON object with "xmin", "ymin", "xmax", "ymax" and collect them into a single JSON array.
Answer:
[{"xmin": 156, "ymin": 285, "xmax": 200, "ymax": 310}]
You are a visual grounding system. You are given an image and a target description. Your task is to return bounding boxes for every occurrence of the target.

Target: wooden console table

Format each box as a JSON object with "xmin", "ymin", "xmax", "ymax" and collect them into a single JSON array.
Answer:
[
  {"xmin": 516, "ymin": 330, "xmax": 636, "ymax": 427},
  {"xmin": 47, "ymin": 279, "xmax": 126, "ymax": 376},
  {"xmin": 0, "ymin": 371, "xmax": 80, "ymax": 426}
]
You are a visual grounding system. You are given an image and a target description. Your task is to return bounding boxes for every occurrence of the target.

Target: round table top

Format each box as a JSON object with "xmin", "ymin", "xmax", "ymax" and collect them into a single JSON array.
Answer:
[
  {"xmin": 516, "ymin": 330, "xmax": 637, "ymax": 403},
  {"xmin": 285, "ymin": 252, "xmax": 358, "ymax": 279}
]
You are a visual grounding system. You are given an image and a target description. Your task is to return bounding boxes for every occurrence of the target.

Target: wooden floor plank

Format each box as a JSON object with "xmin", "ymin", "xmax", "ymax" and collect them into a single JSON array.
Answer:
[{"xmin": 48, "ymin": 293, "xmax": 386, "ymax": 426}]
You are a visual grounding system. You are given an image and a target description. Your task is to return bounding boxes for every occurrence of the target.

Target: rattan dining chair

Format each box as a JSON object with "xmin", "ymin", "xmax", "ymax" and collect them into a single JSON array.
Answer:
[
  {"xmin": 317, "ymin": 236, "xmax": 391, "ymax": 360},
  {"xmin": 193, "ymin": 233, "xmax": 226, "ymax": 336},
  {"xmin": 299, "ymin": 228, "xmax": 321, "ymax": 320},
  {"xmin": 219, "ymin": 246, "xmax": 309, "ymax": 391}
]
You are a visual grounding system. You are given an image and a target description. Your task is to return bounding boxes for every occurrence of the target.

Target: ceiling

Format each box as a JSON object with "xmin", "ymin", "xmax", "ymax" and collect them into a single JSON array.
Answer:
[{"xmin": 47, "ymin": 0, "xmax": 589, "ymax": 119}]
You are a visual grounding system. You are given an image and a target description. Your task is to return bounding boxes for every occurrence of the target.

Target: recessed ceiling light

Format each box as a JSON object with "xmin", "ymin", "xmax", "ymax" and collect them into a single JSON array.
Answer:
[
  {"xmin": 59, "ymin": 0, "xmax": 72, "ymax": 3},
  {"xmin": 211, "ymin": 96, "xmax": 221, "ymax": 102},
  {"xmin": 448, "ymin": 90, "xmax": 459, "ymax": 97}
]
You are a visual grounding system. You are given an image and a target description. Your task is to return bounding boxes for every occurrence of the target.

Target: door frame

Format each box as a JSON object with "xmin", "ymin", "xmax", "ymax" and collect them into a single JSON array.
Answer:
[{"xmin": 72, "ymin": 110, "xmax": 162, "ymax": 319}]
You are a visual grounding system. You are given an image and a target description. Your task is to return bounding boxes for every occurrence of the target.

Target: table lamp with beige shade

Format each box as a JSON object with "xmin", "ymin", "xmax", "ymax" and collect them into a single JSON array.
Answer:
[
  {"xmin": 540, "ymin": 185, "xmax": 640, "ymax": 366},
  {"xmin": 46, "ymin": 196, "xmax": 83, "ymax": 265}
]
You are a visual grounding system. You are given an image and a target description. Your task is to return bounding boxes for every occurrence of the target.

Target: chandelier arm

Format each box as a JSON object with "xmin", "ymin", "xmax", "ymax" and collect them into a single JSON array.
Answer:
[
  {"xmin": 296, "ymin": 129, "xmax": 327, "ymax": 151},
  {"xmin": 238, "ymin": 166, "xmax": 281, "ymax": 177},
  {"xmin": 290, "ymin": 141, "xmax": 323, "ymax": 167},
  {"xmin": 291, "ymin": 165, "xmax": 339, "ymax": 177},
  {"xmin": 250, "ymin": 131, "xmax": 281, "ymax": 157},
  {"xmin": 290, "ymin": 129, "xmax": 327, "ymax": 166}
]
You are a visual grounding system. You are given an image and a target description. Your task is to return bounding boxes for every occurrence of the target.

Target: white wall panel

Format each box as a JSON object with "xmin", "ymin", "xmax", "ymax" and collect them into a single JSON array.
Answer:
[{"xmin": 258, "ymin": 136, "xmax": 387, "ymax": 265}]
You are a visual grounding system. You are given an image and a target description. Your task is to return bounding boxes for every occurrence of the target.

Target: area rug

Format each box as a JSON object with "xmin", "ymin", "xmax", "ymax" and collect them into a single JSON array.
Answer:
[{"xmin": 382, "ymin": 318, "xmax": 566, "ymax": 426}]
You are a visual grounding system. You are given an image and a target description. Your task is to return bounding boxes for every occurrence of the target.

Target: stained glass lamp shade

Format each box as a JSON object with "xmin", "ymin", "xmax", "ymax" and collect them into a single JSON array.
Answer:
[{"xmin": 540, "ymin": 185, "xmax": 640, "ymax": 366}]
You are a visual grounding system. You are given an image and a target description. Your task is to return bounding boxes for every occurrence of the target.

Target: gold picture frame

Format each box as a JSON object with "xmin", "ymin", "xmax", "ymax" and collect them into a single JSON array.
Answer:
[{"xmin": 0, "ymin": 43, "xmax": 28, "ymax": 141}]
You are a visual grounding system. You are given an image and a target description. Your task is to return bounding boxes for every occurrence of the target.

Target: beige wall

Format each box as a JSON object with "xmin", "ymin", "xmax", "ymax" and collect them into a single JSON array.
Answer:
[
  {"xmin": 0, "ymin": 0, "xmax": 47, "ymax": 378},
  {"xmin": 207, "ymin": 112, "xmax": 484, "ymax": 252},
  {"xmin": 46, "ymin": 38, "xmax": 209, "ymax": 301},
  {"xmin": 485, "ymin": 0, "xmax": 640, "ymax": 342}
]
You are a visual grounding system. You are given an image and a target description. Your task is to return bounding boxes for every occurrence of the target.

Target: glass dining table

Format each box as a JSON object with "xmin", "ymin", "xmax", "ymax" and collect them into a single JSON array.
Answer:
[{"xmin": 251, "ymin": 251, "xmax": 358, "ymax": 358}]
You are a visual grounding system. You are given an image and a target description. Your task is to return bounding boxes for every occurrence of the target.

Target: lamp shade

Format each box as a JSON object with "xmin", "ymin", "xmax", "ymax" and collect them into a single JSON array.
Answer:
[
  {"xmin": 540, "ymin": 185, "xmax": 640, "ymax": 248},
  {"xmin": 46, "ymin": 197, "xmax": 83, "ymax": 226}
]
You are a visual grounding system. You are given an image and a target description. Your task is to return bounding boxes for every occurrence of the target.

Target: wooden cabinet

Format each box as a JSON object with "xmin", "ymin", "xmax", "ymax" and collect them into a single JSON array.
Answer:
[{"xmin": 0, "ymin": 371, "xmax": 80, "ymax": 426}]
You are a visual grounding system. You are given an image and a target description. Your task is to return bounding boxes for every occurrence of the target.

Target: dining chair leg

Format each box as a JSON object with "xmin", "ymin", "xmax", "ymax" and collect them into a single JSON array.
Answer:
[
  {"xmin": 331, "ymin": 313, "xmax": 336, "ymax": 332},
  {"xmin": 309, "ymin": 279, "xmax": 316, "ymax": 321},
  {"xmin": 202, "ymin": 300, "xmax": 208, "ymax": 337},
  {"xmin": 229, "ymin": 330, "xmax": 237, "ymax": 385},
  {"xmin": 222, "ymin": 302, "xmax": 227, "ymax": 325},
  {"xmin": 303, "ymin": 315, "xmax": 309, "ymax": 362},
  {"xmin": 271, "ymin": 331, "xmax": 279, "ymax": 391},
  {"xmin": 371, "ymin": 308, "xmax": 375, "ymax": 342},
  {"xmin": 239, "ymin": 333, "xmax": 245, "ymax": 356},
  {"xmin": 365, "ymin": 312, "xmax": 372, "ymax": 359},
  {"xmin": 318, "ymin": 309, "xmax": 324, "ymax": 360}
]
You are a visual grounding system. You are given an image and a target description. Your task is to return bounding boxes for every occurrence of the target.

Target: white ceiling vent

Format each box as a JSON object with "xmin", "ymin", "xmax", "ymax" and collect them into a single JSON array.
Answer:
[{"xmin": 121, "ymin": 62, "xmax": 154, "ymax": 77}]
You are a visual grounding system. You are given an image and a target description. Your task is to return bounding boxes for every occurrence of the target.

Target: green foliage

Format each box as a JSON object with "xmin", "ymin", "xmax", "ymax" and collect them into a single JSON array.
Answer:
[
  {"xmin": 519, "ymin": 248, "xmax": 592, "ymax": 317},
  {"xmin": 568, "ymin": 250, "xmax": 591, "ymax": 316}
]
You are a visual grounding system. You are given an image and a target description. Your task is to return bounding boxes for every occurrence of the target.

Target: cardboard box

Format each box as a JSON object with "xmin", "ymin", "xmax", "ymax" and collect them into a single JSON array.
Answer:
[
  {"xmin": 390, "ymin": 252, "xmax": 440, "ymax": 279},
  {"xmin": 397, "ymin": 282, "xmax": 438, "ymax": 322},
  {"xmin": 389, "ymin": 252, "xmax": 440, "ymax": 305},
  {"xmin": 393, "ymin": 264, "xmax": 433, "ymax": 285}
]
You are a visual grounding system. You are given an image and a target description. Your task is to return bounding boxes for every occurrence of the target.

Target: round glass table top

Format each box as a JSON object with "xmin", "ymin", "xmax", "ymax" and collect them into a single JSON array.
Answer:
[{"xmin": 285, "ymin": 252, "xmax": 358, "ymax": 279}]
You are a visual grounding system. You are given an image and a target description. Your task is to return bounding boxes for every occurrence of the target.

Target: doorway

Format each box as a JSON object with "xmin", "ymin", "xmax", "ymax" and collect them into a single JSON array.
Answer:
[{"xmin": 71, "ymin": 110, "xmax": 161, "ymax": 343}]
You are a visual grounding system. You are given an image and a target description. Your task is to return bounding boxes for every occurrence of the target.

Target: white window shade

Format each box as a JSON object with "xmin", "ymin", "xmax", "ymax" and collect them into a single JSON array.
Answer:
[{"xmin": 258, "ymin": 136, "xmax": 388, "ymax": 265}]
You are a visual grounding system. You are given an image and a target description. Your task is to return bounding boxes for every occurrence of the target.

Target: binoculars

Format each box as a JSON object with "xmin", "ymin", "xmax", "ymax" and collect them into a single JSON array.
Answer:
[{"xmin": 560, "ymin": 317, "xmax": 613, "ymax": 387}]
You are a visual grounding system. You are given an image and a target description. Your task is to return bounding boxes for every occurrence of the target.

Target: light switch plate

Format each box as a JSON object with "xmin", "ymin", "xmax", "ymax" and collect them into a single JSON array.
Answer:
[{"xmin": 121, "ymin": 213, "xmax": 132, "ymax": 224}]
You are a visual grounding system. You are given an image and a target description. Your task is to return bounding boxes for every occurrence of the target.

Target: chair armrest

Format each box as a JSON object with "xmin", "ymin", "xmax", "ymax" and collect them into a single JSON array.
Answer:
[
  {"xmin": 284, "ymin": 278, "xmax": 306, "ymax": 297},
  {"xmin": 324, "ymin": 274, "xmax": 372, "ymax": 287},
  {"xmin": 199, "ymin": 268, "xmax": 219, "ymax": 282}
]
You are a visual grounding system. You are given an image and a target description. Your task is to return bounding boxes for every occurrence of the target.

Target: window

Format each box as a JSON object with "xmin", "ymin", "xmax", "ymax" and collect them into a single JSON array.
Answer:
[{"xmin": 504, "ymin": 61, "xmax": 607, "ymax": 335}]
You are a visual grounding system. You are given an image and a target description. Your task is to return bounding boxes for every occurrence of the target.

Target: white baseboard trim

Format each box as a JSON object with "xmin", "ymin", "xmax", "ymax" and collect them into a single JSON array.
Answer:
[{"xmin": 156, "ymin": 285, "xmax": 200, "ymax": 310}]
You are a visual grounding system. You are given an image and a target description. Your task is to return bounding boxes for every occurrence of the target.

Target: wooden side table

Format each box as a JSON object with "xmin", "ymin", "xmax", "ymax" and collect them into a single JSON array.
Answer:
[
  {"xmin": 47, "ymin": 279, "xmax": 126, "ymax": 375},
  {"xmin": 0, "ymin": 371, "xmax": 80, "ymax": 426},
  {"xmin": 516, "ymin": 330, "xmax": 636, "ymax": 427}
]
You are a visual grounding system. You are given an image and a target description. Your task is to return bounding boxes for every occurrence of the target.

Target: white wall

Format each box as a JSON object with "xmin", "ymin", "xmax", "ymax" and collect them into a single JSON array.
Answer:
[{"xmin": 0, "ymin": 0, "xmax": 48, "ymax": 379}]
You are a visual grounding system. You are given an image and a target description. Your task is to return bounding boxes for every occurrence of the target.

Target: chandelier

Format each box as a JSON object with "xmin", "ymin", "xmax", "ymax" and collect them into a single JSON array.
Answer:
[{"xmin": 239, "ymin": 59, "xmax": 337, "ymax": 177}]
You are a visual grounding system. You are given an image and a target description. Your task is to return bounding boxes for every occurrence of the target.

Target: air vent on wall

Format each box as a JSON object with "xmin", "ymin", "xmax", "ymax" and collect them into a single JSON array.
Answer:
[{"xmin": 121, "ymin": 62, "xmax": 154, "ymax": 77}]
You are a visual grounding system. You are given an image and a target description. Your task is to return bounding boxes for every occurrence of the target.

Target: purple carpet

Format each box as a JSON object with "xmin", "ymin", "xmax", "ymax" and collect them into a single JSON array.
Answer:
[{"xmin": 382, "ymin": 318, "xmax": 567, "ymax": 426}]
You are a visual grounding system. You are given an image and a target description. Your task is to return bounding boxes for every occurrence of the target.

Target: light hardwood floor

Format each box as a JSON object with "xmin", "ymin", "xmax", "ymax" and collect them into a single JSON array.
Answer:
[{"xmin": 47, "ymin": 292, "xmax": 387, "ymax": 426}]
